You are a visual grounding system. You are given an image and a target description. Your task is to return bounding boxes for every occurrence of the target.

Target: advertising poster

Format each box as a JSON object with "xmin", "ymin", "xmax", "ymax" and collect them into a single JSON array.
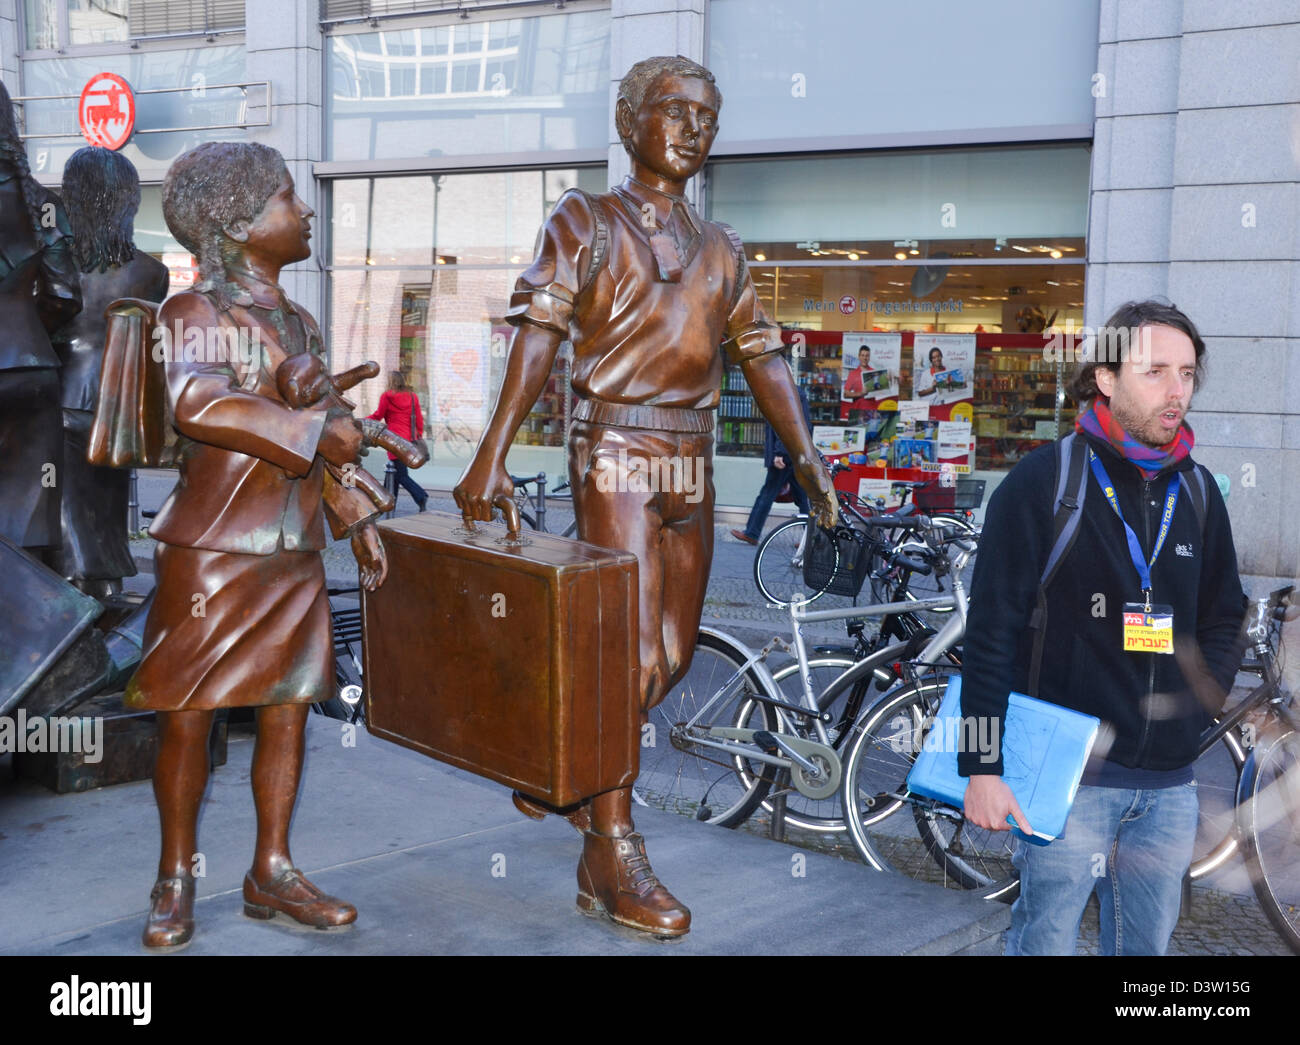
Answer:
[
  {"xmin": 812, "ymin": 425, "xmax": 866, "ymax": 458},
  {"xmin": 937, "ymin": 419, "xmax": 975, "ymax": 475},
  {"xmin": 841, "ymin": 333, "xmax": 901, "ymax": 411},
  {"xmin": 911, "ymin": 334, "xmax": 975, "ymax": 418}
]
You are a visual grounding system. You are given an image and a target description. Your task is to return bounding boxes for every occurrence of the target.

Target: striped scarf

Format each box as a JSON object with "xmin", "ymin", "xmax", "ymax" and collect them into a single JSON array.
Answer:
[{"xmin": 1075, "ymin": 399, "xmax": 1194, "ymax": 480}]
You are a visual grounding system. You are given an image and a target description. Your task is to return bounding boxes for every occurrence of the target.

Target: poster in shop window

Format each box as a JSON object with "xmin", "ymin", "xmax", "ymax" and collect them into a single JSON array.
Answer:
[
  {"xmin": 911, "ymin": 334, "xmax": 975, "ymax": 473},
  {"xmin": 841, "ymin": 332, "xmax": 901, "ymax": 410},
  {"xmin": 911, "ymin": 334, "xmax": 974, "ymax": 409}
]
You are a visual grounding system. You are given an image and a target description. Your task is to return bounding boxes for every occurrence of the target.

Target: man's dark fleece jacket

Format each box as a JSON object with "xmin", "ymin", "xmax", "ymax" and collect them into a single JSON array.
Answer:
[{"xmin": 957, "ymin": 431, "xmax": 1246, "ymax": 781}]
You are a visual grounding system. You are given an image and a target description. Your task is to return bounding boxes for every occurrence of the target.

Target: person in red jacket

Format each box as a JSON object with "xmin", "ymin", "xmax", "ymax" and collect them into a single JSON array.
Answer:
[{"xmin": 369, "ymin": 371, "xmax": 428, "ymax": 511}]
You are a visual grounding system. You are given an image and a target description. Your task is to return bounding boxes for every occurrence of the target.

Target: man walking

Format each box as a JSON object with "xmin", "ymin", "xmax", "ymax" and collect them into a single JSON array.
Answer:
[
  {"xmin": 731, "ymin": 382, "xmax": 812, "ymax": 545},
  {"xmin": 960, "ymin": 300, "xmax": 1246, "ymax": 955}
]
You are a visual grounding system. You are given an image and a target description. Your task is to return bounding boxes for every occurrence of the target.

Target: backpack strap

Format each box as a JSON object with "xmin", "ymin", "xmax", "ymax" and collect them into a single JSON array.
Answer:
[
  {"xmin": 569, "ymin": 189, "xmax": 609, "ymax": 295},
  {"xmin": 1027, "ymin": 432, "xmax": 1090, "ymax": 696},
  {"xmin": 1183, "ymin": 462, "xmax": 1208, "ymax": 540}
]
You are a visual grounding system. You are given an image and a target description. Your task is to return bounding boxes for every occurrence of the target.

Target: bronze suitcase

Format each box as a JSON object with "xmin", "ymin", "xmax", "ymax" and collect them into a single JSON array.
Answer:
[{"xmin": 362, "ymin": 510, "xmax": 639, "ymax": 807}]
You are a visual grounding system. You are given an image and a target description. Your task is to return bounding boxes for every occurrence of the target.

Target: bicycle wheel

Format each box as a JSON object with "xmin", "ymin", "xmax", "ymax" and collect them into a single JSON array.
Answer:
[
  {"xmin": 841, "ymin": 672, "xmax": 1016, "ymax": 895},
  {"xmin": 637, "ymin": 631, "xmax": 779, "ymax": 828},
  {"xmin": 745, "ymin": 656, "xmax": 865, "ymax": 832},
  {"xmin": 1238, "ymin": 723, "xmax": 1300, "ymax": 953},
  {"xmin": 1188, "ymin": 725, "xmax": 1247, "ymax": 881},
  {"xmin": 753, "ymin": 517, "xmax": 835, "ymax": 607}
]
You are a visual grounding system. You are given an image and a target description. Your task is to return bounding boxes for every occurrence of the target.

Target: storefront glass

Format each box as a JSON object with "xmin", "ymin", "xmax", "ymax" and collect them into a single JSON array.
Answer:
[
  {"xmin": 20, "ymin": 45, "xmax": 248, "ymax": 181},
  {"xmin": 707, "ymin": 146, "xmax": 1088, "ymax": 484},
  {"xmin": 327, "ymin": 166, "xmax": 608, "ymax": 490},
  {"xmin": 326, "ymin": 9, "xmax": 609, "ymax": 162}
]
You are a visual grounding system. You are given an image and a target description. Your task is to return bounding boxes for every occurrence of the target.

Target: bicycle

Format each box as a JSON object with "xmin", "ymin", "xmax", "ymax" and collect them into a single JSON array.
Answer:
[
  {"xmin": 312, "ymin": 586, "xmax": 366, "ymax": 724},
  {"xmin": 751, "ymin": 467, "xmax": 978, "ymax": 609},
  {"xmin": 636, "ymin": 514, "xmax": 971, "ymax": 832},
  {"xmin": 511, "ymin": 472, "xmax": 578, "ymax": 537}
]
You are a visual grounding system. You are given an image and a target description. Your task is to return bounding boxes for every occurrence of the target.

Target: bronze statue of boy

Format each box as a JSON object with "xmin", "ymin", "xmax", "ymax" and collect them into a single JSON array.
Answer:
[
  {"xmin": 123, "ymin": 142, "xmax": 389, "ymax": 948},
  {"xmin": 456, "ymin": 56, "xmax": 836, "ymax": 938}
]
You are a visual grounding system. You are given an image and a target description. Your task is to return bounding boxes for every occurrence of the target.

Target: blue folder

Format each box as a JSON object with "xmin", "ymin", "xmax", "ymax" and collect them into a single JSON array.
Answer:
[{"xmin": 905, "ymin": 676, "xmax": 1100, "ymax": 844}]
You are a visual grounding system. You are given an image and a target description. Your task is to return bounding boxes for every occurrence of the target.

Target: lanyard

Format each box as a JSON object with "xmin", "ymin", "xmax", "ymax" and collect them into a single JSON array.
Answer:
[{"xmin": 1087, "ymin": 448, "xmax": 1179, "ymax": 607}]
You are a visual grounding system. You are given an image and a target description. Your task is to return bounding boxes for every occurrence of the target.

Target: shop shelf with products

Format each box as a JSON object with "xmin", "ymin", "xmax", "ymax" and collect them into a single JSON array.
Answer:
[
  {"xmin": 972, "ymin": 336, "xmax": 1081, "ymax": 470},
  {"xmin": 718, "ymin": 362, "xmax": 766, "ymax": 456},
  {"xmin": 513, "ymin": 353, "xmax": 569, "ymax": 448}
]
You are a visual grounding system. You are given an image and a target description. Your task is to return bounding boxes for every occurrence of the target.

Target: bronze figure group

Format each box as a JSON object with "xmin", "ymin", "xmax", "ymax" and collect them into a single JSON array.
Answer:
[{"xmin": 2, "ymin": 55, "xmax": 835, "ymax": 949}]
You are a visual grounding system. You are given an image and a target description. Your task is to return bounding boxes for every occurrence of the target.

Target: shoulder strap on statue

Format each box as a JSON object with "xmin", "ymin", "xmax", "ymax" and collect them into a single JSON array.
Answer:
[
  {"xmin": 88, "ymin": 298, "xmax": 173, "ymax": 468},
  {"xmin": 714, "ymin": 221, "xmax": 749, "ymax": 312},
  {"xmin": 568, "ymin": 188, "xmax": 609, "ymax": 295}
]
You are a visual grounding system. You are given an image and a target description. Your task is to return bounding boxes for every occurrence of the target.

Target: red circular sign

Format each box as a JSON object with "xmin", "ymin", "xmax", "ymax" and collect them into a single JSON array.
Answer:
[
  {"xmin": 78, "ymin": 73, "xmax": 135, "ymax": 150},
  {"xmin": 838, "ymin": 294, "xmax": 856, "ymax": 315}
]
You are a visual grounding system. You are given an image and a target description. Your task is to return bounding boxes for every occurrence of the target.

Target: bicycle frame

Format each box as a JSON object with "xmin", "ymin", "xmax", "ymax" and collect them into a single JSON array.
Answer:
[{"xmin": 674, "ymin": 544, "xmax": 971, "ymax": 798}]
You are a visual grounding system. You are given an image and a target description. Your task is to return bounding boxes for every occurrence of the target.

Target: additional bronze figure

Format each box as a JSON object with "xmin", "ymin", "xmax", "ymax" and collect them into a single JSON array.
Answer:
[
  {"xmin": 119, "ymin": 141, "xmax": 389, "ymax": 949},
  {"xmin": 0, "ymin": 80, "xmax": 82, "ymax": 554},
  {"xmin": 50, "ymin": 147, "xmax": 169, "ymax": 597},
  {"xmin": 455, "ymin": 55, "xmax": 836, "ymax": 937}
]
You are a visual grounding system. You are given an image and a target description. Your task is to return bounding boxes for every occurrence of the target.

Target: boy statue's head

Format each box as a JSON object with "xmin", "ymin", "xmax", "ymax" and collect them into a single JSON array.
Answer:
[
  {"xmin": 162, "ymin": 141, "xmax": 289, "ymax": 285},
  {"xmin": 615, "ymin": 56, "xmax": 721, "ymax": 182}
]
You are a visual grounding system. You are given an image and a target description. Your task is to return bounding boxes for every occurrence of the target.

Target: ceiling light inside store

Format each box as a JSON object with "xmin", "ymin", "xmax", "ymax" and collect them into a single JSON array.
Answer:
[
  {"xmin": 754, "ymin": 252, "xmax": 766, "ymax": 261},
  {"xmin": 894, "ymin": 252, "xmax": 907, "ymax": 260},
  {"xmin": 908, "ymin": 249, "xmax": 919, "ymax": 256},
  {"xmin": 848, "ymin": 253, "xmax": 859, "ymax": 261},
  {"xmin": 1050, "ymin": 250, "xmax": 1062, "ymax": 259}
]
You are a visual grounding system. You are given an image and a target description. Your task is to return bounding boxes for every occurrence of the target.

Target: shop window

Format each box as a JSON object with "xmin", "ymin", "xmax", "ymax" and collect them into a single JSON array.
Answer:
[{"xmin": 327, "ymin": 166, "xmax": 606, "ymax": 487}]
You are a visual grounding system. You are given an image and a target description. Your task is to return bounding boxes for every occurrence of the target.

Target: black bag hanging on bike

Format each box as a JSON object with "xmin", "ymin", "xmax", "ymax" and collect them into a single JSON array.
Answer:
[{"xmin": 802, "ymin": 517, "xmax": 873, "ymax": 598}]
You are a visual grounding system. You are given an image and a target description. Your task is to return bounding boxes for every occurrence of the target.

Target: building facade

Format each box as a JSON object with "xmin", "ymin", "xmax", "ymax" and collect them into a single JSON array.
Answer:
[{"xmin": 4, "ymin": 0, "xmax": 1296, "ymax": 577}]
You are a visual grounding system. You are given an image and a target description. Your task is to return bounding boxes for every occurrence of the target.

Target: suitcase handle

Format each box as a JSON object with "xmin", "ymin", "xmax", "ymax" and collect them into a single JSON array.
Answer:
[{"xmin": 461, "ymin": 494, "xmax": 523, "ymax": 538}]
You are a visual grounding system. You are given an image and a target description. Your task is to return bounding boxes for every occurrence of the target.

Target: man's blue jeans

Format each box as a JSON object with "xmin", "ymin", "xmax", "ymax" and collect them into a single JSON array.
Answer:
[
  {"xmin": 1005, "ymin": 782, "xmax": 1198, "ymax": 956},
  {"xmin": 742, "ymin": 465, "xmax": 809, "ymax": 540}
]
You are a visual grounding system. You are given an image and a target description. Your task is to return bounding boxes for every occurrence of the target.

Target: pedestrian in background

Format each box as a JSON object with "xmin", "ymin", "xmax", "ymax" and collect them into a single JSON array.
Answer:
[
  {"xmin": 732, "ymin": 383, "xmax": 813, "ymax": 544},
  {"xmin": 369, "ymin": 371, "xmax": 428, "ymax": 512}
]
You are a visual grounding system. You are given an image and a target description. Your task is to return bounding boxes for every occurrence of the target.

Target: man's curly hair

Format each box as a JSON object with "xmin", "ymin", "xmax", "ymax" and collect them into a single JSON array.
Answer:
[{"xmin": 162, "ymin": 142, "xmax": 287, "ymax": 285}]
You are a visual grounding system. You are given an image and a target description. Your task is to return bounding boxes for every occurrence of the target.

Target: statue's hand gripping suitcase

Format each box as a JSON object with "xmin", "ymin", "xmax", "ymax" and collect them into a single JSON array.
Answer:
[{"xmin": 362, "ymin": 507, "xmax": 639, "ymax": 807}]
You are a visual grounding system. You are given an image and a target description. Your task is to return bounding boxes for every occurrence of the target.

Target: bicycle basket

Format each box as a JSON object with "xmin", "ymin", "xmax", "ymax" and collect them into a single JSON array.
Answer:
[
  {"xmin": 914, "ymin": 479, "xmax": 986, "ymax": 512},
  {"xmin": 802, "ymin": 519, "xmax": 875, "ymax": 598}
]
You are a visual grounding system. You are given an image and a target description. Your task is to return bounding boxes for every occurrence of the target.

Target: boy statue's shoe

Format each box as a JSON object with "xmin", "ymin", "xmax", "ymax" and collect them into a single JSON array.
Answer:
[
  {"xmin": 142, "ymin": 875, "xmax": 195, "ymax": 948},
  {"xmin": 576, "ymin": 830, "xmax": 690, "ymax": 938},
  {"xmin": 242, "ymin": 869, "xmax": 356, "ymax": 928}
]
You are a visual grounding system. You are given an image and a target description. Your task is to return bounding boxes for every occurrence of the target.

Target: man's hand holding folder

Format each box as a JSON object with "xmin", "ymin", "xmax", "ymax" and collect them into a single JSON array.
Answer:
[{"xmin": 964, "ymin": 776, "xmax": 1033, "ymax": 835}]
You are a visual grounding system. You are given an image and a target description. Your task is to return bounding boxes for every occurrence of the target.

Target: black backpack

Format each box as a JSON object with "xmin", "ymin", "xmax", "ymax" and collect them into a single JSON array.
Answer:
[{"xmin": 1026, "ymin": 432, "xmax": 1209, "ymax": 695}]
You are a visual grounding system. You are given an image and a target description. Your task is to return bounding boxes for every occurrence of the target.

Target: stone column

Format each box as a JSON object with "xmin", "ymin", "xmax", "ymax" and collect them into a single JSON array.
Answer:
[
  {"xmin": 244, "ymin": 1, "xmax": 324, "ymax": 319},
  {"xmin": 1087, "ymin": 0, "xmax": 1300, "ymax": 580},
  {"xmin": 608, "ymin": 0, "xmax": 707, "ymax": 201}
]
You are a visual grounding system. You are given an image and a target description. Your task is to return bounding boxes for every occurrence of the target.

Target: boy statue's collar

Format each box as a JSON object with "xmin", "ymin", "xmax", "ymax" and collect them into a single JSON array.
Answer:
[{"xmin": 615, "ymin": 176, "xmax": 699, "ymax": 233}]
